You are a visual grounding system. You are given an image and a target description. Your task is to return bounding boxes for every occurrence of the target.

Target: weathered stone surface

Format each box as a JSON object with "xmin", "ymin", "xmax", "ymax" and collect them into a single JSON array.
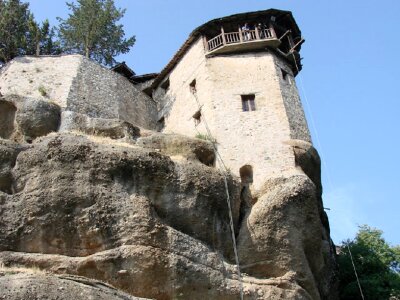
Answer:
[
  {"xmin": 60, "ymin": 111, "xmax": 141, "ymax": 140},
  {"xmin": 0, "ymin": 55, "xmax": 158, "ymax": 130},
  {"xmin": 0, "ymin": 140, "xmax": 23, "ymax": 194},
  {"xmin": 136, "ymin": 133, "xmax": 215, "ymax": 165},
  {"xmin": 286, "ymin": 139, "xmax": 322, "ymax": 194},
  {"xmin": 0, "ymin": 100, "xmax": 17, "ymax": 139},
  {"xmin": 238, "ymin": 176, "xmax": 325, "ymax": 299},
  {"xmin": 0, "ymin": 272, "xmax": 148, "ymax": 300},
  {"xmin": 0, "ymin": 134, "xmax": 238, "ymax": 258},
  {"xmin": 0, "ymin": 131, "xmax": 336, "ymax": 299},
  {"xmin": 15, "ymin": 98, "xmax": 61, "ymax": 140}
]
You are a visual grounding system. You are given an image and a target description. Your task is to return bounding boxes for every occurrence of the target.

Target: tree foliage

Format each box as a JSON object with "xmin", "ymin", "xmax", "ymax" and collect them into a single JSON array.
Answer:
[
  {"xmin": 0, "ymin": 0, "xmax": 30, "ymax": 63},
  {"xmin": 26, "ymin": 18, "xmax": 62, "ymax": 57},
  {"xmin": 338, "ymin": 225, "xmax": 400, "ymax": 300},
  {"xmin": 57, "ymin": 0, "xmax": 135, "ymax": 66},
  {"xmin": 0, "ymin": 0, "xmax": 61, "ymax": 64}
]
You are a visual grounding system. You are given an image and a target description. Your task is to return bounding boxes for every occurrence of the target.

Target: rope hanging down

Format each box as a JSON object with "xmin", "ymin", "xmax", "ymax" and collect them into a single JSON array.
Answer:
[
  {"xmin": 191, "ymin": 91, "xmax": 244, "ymax": 300},
  {"xmin": 291, "ymin": 51, "xmax": 365, "ymax": 300}
]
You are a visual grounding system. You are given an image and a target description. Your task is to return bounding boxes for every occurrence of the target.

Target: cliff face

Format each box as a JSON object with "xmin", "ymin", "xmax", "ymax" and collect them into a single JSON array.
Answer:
[{"xmin": 0, "ymin": 55, "xmax": 337, "ymax": 300}]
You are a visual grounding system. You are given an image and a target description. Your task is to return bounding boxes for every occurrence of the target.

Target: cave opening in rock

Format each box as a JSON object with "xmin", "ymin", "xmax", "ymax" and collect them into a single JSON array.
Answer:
[
  {"xmin": 239, "ymin": 165, "xmax": 253, "ymax": 184},
  {"xmin": 0, "ymin": 100, "xmax": 17, "ymax": 139}
]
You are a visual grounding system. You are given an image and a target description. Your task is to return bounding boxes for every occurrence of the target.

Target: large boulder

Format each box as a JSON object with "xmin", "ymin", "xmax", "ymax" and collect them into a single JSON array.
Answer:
[
  {"xmin": 136, "ymin": 133, "xmax": 215, "ymax": 166},
  {"xmin": 60, "ymin": 111, "xmax": 141, "ymax": 140},
  {"xmin": 0, "ymin": 100, "xmax": 17, "ymax": 139},
  {"xmin": 15, "ymin": 98, "xmax": 61, "ymax": 141},
  {"xmin": 0, "ymin": 132, "xmax": 337, "ymax": 299}
]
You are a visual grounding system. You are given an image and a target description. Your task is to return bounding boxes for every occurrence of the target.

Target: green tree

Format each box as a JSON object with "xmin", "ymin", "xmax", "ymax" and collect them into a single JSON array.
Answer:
[
  {"xmin": 26, "ymin": 18, "xmax": 62, "ymax": 56},
  {"xmin": 57, "ymin": 0, "xmax": 135, "ymax": 66},
  {"xmin": 338, "ymin": 225, "xmax": 400, "ymax": 300},
  {"xmin": 0, "ymin": 0, "xmax": 30, "ymax": 63}
]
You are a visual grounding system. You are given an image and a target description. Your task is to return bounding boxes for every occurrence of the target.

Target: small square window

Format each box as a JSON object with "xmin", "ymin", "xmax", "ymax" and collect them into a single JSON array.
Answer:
[
  {"xmin": 281, "ymin": 69, "xmax": 291, "ymax": 83},
  {"xmin": 241, "ymin": 94, "xmax": 256, "ymax": 112},
  {"xmin": 192, "ymin": 109, "xmax": 201, "ymax": 125}
]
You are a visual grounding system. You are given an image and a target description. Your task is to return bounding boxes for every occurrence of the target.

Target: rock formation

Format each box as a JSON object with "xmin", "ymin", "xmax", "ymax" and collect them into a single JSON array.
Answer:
[{"xmin": 0, "ymin": 55, "xmax": 338, "ymax": 299}]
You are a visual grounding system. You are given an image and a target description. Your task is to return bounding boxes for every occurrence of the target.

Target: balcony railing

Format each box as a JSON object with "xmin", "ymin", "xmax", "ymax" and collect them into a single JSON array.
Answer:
[{"xmin": 207, "ymin": 28, "xmax": 275, "ymax": 52}]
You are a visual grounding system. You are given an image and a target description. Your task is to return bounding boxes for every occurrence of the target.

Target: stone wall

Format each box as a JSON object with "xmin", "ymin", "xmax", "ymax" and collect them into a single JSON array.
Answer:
[
  {"xmin": 67, "ymin": 57, "xmax": 157, "ymax": 130},
  {"xmin": 153, "ymin": 38, "xmax": 210, "ymax": 133},
  {"xmin": 0, "ymin": 55, "xmax": 81, "ymax": 108},
  {"xmin": 0, "ymin": 55, "xmax": 157, "ymax": 131},
  {"xmin": 275, "ymin": 58, "xmax": 311, "ymax": 142},
  {"xmin": 153, "ymin": 42, "xmax": 310, "ymax": 190}
]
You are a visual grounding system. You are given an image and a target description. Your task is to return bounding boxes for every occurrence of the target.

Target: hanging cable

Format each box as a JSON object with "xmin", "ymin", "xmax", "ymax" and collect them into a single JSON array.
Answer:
[
  {"xmin": 346, "ymin": 243, "xmax": 365, "ymax": 300},
  {"xmin": 291, "ymin": 51, "xmax": 365, "ymax": 299},
  {"xmin": 191, "ymin": 90, "xmax": 244, "ymax": 300}
]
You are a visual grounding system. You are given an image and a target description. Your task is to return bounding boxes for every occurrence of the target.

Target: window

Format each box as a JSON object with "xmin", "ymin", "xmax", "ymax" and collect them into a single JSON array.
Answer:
[
  {"xmin": 241, "ymin": 94, "xmax": 256, "ymax": 112},
  {"xmin": 281, "ymin": 68, "xmax": 291, "ymax": 84},
  {"xmin": 239, "ymin": 165, "xmax": 253, "ymax": 184},
  {"xmin": 160, "ymin": 78, "xmax": 170, "ymax": 91},
  {"xmin": 157, "ymin": 116, "xmax": 165, "ymax": 132},
  {"xmin": 189, "ymin": 79, "xmax": 197, "ymax": 93},
  {"xmin": 192, "ymin": 109, "xmax": 201, "ymax": 126}
]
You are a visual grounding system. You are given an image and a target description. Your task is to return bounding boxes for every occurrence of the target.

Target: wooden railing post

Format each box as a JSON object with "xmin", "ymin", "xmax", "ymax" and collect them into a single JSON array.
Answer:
[
  {"xmin": 255, "ymin": 27, "xmax": 260, "ymax": 40},
  {"xmin": 238, "ymin": 26, "xmax": 243, "ymax": 43},
  {"xmin": 203, "ymin": 36, "xmax": 209, "ymax": 52},
  {"xmin": 221, "ymin": 26, "xmax": 226, "ymax": 45},
  {"xmin": 269, "ymin": 23, "xmax": 277, "ymax": 38}
]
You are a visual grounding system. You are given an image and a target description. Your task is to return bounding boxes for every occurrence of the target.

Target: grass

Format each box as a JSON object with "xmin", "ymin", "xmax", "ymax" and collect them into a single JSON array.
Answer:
[
  {"xmin": 38, "ymin": 85, "xmax": 47, "ymax": 97},
  {"xmin": 195, "ymin": 133, "xmax": 217, "ymax": 144}
]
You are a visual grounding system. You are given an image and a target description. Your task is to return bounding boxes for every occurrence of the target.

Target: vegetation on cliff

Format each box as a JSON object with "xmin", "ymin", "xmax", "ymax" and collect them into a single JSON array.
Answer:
[
  {"xmin": 0, "ymin": 0, "xmax": 134, "ymax": 66},
  {"xmin": 57, "ymin": 0, "xmax": 135, "ymax": 66},
  {"xmin": 338, "ymin": 225, "xmax": 400, "ymax": 300}
]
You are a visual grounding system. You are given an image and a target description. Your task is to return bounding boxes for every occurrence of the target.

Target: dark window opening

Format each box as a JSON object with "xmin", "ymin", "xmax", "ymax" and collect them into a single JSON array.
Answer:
[
  {"xmin": 160, "ymin": 78, "xmax": 170, "ymax": 91},
  {"xmin": 239, "ymin": 165, "xmax": 253, "ymax": 184},
  {"xmin": 190, "ymin": 79, "xmax": 197, "ymax": 94},
  {"xmin": 241, "ymin": 94, "xmax": 256, "ymax": 112},
  {"xmin": 157, "ymin": 116, "xmax": 165, "ymax": 132},
  {"xmin": 192, "ymin": 110, "xmax": 201, "ymax": 126},
  {"xmin": 281, "ymin": 68, "xmax": 289, "ymax": 80},
  {"xmin": 143, "ymin": 87, "xmax": 153, "ymax": 97}
]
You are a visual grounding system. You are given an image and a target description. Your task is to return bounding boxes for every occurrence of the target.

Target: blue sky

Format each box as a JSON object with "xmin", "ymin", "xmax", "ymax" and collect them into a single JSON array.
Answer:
[{"xmin": 27, "ymin": 0, "xmax": 400, "ymax": 246}]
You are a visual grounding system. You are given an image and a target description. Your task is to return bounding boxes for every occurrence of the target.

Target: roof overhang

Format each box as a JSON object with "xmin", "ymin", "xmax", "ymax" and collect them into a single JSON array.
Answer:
[{"xmin": 152, "ymin": 9, "xmax": 302, "ymax": 88}]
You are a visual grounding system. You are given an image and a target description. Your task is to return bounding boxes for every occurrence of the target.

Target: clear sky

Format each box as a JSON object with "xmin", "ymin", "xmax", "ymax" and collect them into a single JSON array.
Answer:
[{"xmin": 27, "ymin": 0, "xmax": 400, "ymax": 246}]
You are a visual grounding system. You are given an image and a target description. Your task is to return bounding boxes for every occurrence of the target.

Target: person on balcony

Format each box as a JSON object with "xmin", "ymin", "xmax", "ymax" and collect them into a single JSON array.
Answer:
[
  {"xmin": 242, "ymin": 23, "xmax": 250, "ymax": 41},
  {"xmin": 257, "ymin": 23, "xmax": 265, "ymax": 39}
]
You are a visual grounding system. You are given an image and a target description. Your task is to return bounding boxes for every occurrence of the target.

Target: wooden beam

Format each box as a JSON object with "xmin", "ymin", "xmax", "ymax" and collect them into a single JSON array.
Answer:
[
  {"xmin": 255, "ymin": 27, "xmax": 260, "ymax": 40},
  {"xmin": 238, "ymin": 26, "xmax": 243, "ymax": 43},
  {"xmin": 202, "ymin": 35, "xmax": 209, "ymax": 52},
  {"xmin": 289, "ymin": 38, "xmax": 305, "ymax": 53},
  {"xmin": 221, "ymin": 26, "xmax": 226, "ymax": 45},
  {"xmin": 269, "ymin": 23, "xmax": 277, "ymax": 38}
]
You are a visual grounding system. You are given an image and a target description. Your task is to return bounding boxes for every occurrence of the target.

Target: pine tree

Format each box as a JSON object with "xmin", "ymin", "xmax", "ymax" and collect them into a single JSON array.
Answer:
[
  {"xmin": 26, "ymin": 18, "xmax": 62, "ymax": 56},
  {"xmin": 0, "ymin": 0, "xmax": 30, "ymax": 63},
  {"xmin": 57, "ymin": 0, "xmax": 135, "ymax": 66}
]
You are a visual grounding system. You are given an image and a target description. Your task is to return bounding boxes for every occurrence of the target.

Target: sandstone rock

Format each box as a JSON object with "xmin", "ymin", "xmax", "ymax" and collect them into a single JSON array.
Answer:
[
  {"xmin": 0, "ymin": 132, "xmax": 337, "ymax": 299},
  {"xmin": 60, "ymin": 111, "xmax": 141, "ymax": 140},
  {"xmin": 0, "ymin": 272, "xmax": 148, "ymax": 300},
  {"xmin": 0, "ymin": 140, "xmax": 23, "ymax": 194},
  {"xmin": 0, "ymin": 100, "xmax": 17, "ymax": 139},
  {"xmin": 286, "ymin": 139, "xmax": 322, "ymax": 193},
  {"xmin": 136, "ymin": 133, "xmax": 215, "ymax": 166},
  {"xmin": 15, "ymin": 98, "xmax": 61, "ymax": 141}
]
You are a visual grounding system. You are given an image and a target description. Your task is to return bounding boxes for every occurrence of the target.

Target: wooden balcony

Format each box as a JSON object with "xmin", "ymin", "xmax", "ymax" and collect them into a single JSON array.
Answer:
[{"xmin": 206, "ymin": 27, "xmax": 281, "ymax": 56}]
